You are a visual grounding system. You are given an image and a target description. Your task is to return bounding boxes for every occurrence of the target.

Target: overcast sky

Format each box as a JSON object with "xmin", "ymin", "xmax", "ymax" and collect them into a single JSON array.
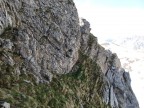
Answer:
[{"xmin": 74, "ymin": 0, "xmax": 144, "ymax": 42}]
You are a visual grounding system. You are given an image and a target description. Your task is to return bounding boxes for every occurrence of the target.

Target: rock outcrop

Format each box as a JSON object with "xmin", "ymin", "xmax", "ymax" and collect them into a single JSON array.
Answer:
[
  {"xmin": 0, "ymin": 0, "xmax": 139, "ymax": 108},
  {"xmin": 0, "ymin": 0, "xmax": 81, "ymax": 83},
  {"xmin": 80, "ymin": 19, "xmax": 139, "ymax": 108},
  {"xmin": 0, "ymin": 101, "xmax": 10, "ymax": 108}
]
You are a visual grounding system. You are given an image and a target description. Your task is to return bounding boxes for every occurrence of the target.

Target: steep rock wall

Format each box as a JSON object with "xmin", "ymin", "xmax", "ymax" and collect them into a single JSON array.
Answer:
[
  {"xmin": 0, "ymin": 0, "xmax": 80, "ymax": 83},
  {"xmin": 80, "ymin": 19, "xmax": 139, "ymax": 108},
  {"xmin": 0, "ymin": 0, "xmax": 139, "ymax": 108}
]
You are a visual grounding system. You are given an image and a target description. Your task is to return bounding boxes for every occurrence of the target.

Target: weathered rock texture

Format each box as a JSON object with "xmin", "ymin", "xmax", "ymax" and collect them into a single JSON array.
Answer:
[
  {"xmin": 0, "ymin": 0, "xmax": 139, "ymax": 108},
  {"xmin": 80, "ymin": 19, "xmax": 139, "ymax": 108},
  {"xmin": 0, "ymin": 0, "xmax": 81, "ymax": 83}
]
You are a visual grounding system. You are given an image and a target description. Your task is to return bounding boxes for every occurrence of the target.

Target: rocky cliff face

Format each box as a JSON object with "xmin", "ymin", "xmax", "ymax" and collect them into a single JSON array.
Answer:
[{"xmin": 0, "ymin": 0, "xmax": 139, "ymax": 108}]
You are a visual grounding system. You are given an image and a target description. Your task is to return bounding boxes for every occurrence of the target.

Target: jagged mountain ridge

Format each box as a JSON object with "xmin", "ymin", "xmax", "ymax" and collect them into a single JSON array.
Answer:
[
  {"xmin": 102, "ymin": 36, "xmax": 144, "ymax": 108},
  {"xmin": 0, "ymin": 0, "xmax": 139, "ymax": 108}
]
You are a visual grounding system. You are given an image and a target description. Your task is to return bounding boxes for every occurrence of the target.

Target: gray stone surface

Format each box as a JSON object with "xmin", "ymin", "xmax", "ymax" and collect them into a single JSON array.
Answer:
[
  {"xmin": 0, "ymin": 0, "xmax": 81, "ymax": 82},
  {"xmin": 0, "ymin": 0, "xmax": 139, "ymax": 108},
  {"xmin": 80, "ymin": 19, "xmax": 139, "ymax": 108},
  {"xmin": 0, "ymin": 101, "xmax": 10, "ymax": 108}
]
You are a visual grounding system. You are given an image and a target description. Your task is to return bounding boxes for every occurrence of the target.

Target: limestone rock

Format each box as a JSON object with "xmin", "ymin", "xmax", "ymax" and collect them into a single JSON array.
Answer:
[
  {"xmin": 80, "ymin": 18, "xmax": 139, "ymax": 108},
  {"xmin": 0, "ymin": 0, "xmax": 139, "ymax": 108},
  {"xmin": 0, "ymin": 0, "xmax": 81, "ymax": 82},
  {"xmin": 0, "ymin": 101, "xmax": 10, "ymax": 108}
]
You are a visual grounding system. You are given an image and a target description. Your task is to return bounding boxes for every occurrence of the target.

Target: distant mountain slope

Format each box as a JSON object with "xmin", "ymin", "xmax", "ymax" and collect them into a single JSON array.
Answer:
[{"xmin": 105, "ymin": 36, "xmax": 144, "ymax": 51}]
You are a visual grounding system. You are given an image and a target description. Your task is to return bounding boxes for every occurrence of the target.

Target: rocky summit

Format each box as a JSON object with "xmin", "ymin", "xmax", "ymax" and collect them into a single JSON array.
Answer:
[{"xmin": 0, "ymin": 0, "xmax": 139, "ymax": 108}]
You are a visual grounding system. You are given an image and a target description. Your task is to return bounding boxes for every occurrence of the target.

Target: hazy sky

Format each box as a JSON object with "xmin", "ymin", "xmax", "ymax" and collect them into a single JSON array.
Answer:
[
  {"xmin": 75, "ymin": 0, "xmax": 144, "ymax": 8},
  {"xmin": 74, "ymin": 0, "xmax": 144, "ymax": 42},
  {"xmin": 74, "ymin": 0, "xmax": 144, "ymax": 107}
]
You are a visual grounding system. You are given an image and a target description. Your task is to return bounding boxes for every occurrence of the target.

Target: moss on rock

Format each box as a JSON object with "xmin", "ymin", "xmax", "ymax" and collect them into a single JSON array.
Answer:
[{"xmin": 0, "ymin": 49, "xmax": 110, "ymax": 108}]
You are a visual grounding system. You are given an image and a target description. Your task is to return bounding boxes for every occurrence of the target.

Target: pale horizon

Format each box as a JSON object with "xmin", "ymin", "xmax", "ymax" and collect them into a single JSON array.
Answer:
[
  {"xmin": 74, "ymin": 0, "xmax": 144, "ymax": 42},
  {"xmin": 74, "ymin": 0, "xmax": 144, "ymax": 108}
]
